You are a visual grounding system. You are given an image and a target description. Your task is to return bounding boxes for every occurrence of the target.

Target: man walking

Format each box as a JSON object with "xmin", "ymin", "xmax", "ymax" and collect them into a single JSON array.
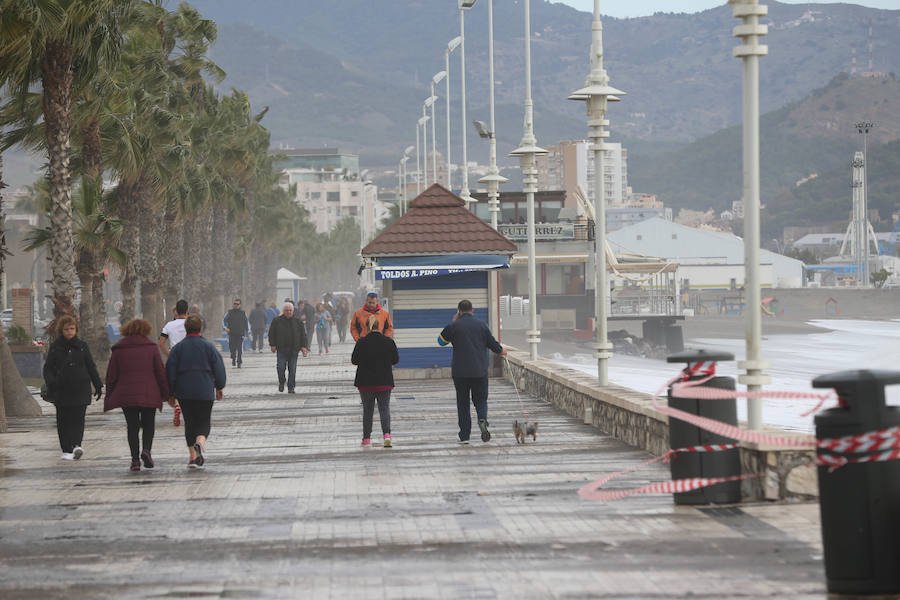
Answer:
[
  {"xmin": 223, "ymin": 298, "xmax": 250, "ymax": 368},
  {"xmin": 249, "ymin": 301, "xmax": 268, "ymax": 354},
  {"xmin": 159, "ymin": 299, "xmax": 189, "ymax": 358},
  {"xmin": 351, "ymin": 292, "xmax": 393, "ymax": 341},
  {"xmin": 268, "ymin": 302, "xmax": 309, "ymax": 393},
  {"xmin": 438, "ymin": 299, "xmax": 506, "ymax": 444},
  {"xmin": 297, "ymin": 299, "xmax": 316, "ymax": 344}
]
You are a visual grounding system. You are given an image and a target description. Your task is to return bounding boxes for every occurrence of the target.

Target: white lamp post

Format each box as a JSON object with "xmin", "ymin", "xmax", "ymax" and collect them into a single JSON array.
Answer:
[
  {"xmin": 446, "ymin": 37, "xmax": 462, "ymax": 189},
  {"xmin": 402, "ymin": 145, "xmax": 413, "ymax": 214},
  {"xmin": 477, "ymin": 0, "xmax": 508, "ymax": 230},
  {"xmin": 568, "ymin": 0, "xmax": 625, "ymax": 386},
  {"xmin": 459, "ymin": 0, "xmax": 477, "ymax": 207},
  {"xmin": 431, "ymin": 72, "xmax": 447, "ymax": 184},
  {"xmin": 730, "ymin": 0, "xmax": 770, "ymax": 430},
  {"xmin": 417, "ymin": 116, "xmax": 428, "ymax": 195},
  {"xmin": 855, "ymin": 120, "xmax": 874, "ymax": 287},
  {"xmin": 509, "ymin": 0, "xmax": 547, "ymax": 361},
  {"xmin": 422, "ymin": 100, "xmax": 434, "ymax": 186}
]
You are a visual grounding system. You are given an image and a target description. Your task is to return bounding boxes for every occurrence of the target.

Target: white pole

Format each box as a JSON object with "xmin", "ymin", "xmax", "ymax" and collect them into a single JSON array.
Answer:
[
  {"xmin": 415, "ymin": 122, "xmax": 421, "ymax": 195},
  {"xmin": 446, "ymin": 49, "xmax": 453, "ymax": 189},
  {"xmin": 460, "ymin": 6, "xmax": 472, "ymax": 206},
  {"xmin": 430, "ymin": 83, "xmax": 438, "ymax": 183},
  {"xmin": 486, "ymin": 0, "xmax": 507, "ymax": 230},
  {"xmin": 422, "ymin": 104, "xmax": 429, "ymax": 185},
  {"xmin": 731, "ymin": 0, "xmax": 770, "ymax": 430}
]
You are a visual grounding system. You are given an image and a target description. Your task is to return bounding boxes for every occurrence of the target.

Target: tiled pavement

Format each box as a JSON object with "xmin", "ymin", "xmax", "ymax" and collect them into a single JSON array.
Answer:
[{"xmin": 0, "ymin": 340, "xmax": 827, "ymax": 598}]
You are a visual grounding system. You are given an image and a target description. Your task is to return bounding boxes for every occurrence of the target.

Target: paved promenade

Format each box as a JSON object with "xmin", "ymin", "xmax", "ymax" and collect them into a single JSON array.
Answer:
[{"xmin": 0, "ymin": 340, "xmax": 827, "ymax": 598}]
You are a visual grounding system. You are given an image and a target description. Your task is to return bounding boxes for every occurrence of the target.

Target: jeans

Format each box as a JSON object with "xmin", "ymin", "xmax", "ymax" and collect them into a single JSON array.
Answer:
[
  {"xmin": 122, "ymin": 406, "xmax": 156, "ymax": 459},
  {"xmin": 360, "ymin": 390, "xmax": 391, "ymax": 439},
  {"xmin": 56, "ymin": 404, "xmax": 87, "ymax": 452},
  {"xmin": 229, "ymin": 334, "xmax": 244, "ymax": 365},
  {"xmin": 453, "ymin": 376, "xmax": 489, "ymax": 441},
  {"xmin": 276, "ymin": 349, "xmax": 299, "ymax": 391},
  {"xmin": 316, "ymin": 326, "xmax": 330, "ymax": 353},
  {"xmin": 251, "ymin": 328, "xmax": 265, "ymax": 351},
  {"xmin": 178, "ymin": 399, "xmax": 213, "ymax": 447}
]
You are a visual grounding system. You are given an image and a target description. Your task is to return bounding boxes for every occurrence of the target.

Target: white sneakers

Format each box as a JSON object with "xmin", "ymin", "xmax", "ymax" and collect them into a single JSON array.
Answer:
[
  {"xmin": 72, "ymin": 446, "xmax": 83, "ymax": 460},
  {"xmin": 61, "ymin": 452, "xmax": 75, "ymax": 460}
]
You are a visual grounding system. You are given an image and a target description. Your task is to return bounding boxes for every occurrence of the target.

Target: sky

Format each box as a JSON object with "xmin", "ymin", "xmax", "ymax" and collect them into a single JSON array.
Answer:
[{"xmin": 554, "ymin": 0, "xmax": 900, "ymax": 19}]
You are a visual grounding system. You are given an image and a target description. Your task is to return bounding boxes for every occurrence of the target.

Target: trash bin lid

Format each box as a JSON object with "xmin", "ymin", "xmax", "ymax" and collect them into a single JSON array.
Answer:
[
  {"xmin": 812, "ymin": 369, "xmax": 900, "ymax": 389},
  {"xmin": 666, "ymin": 349, "xmax": 734, "ymax": 364}
]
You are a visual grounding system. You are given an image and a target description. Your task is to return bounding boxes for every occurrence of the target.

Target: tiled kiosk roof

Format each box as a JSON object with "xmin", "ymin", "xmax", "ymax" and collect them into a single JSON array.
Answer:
[{"xmin": 362, "ymin": 184, "xmax": 517, "ymax": 257}]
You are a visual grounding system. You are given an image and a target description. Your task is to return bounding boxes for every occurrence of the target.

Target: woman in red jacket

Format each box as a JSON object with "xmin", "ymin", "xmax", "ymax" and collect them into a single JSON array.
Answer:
[{"xmin": 104, "ymin": 318, "xmax": 170, "ymax": 471}]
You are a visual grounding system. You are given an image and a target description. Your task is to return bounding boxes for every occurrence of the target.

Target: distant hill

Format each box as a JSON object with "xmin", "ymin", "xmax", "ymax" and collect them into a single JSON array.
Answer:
[
  {"xmin": 190, "ymin": 0, "xmax": 900, "ymax": 164},
  {"xmin": 628, "ymin": 73, "xmax": 900, "ymax": 235}
]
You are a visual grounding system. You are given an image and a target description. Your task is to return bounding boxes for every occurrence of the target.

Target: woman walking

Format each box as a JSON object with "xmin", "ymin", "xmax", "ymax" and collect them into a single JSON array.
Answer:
[
  {"xmin": 314, "ymin": 302, "xmax": 333, "ymax": 355},
  {"xmin": 165, "ymin": 315, "xmax": 226, "ymax": 469},
  {"xmin": 335, "ymin": 297, "xmax": 350, "ymax": 343},
  {"xmin": 351, "ymin": 315, "xmax": 399, "ymax": 447},
  {"xmin": 43, "ymin": 316, "xmax": 103, "ymax": 460},
  {"xmin": 104, "ymin": 319, "xmax": 169, "ymax": 471}
]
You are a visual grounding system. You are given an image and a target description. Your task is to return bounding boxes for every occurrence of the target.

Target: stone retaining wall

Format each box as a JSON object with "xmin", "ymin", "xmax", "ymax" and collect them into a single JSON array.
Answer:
[{"xmin": 502, "ymin": 349, "xmax": 818, "ymax": 501}]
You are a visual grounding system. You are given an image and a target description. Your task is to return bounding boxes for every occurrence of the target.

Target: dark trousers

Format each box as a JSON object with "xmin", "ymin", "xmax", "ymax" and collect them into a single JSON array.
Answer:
[
  {"xmin": 122, "ymin": 406, "xmax": 156, "ymax": 459},
  {"xmin": 453, "ymin": 376, "xmax": 489, "ymax": 441},
  {"xmin": 276, "ymin": 349, "xmax": 299, "ymax": 390},
  {"xmin": 229, "ymin": 334, "xmax": 244, "ymax": 365},
  {"xmin": 56, "ymin": 404, "xmax": 87, "ymax": 453},
  {"xmin": 360, "ymin": 390, "xmax": 391, "ymax": 439},
  {"xmin": 179, "ymin": 399, "xmax": 213, "ymax": 447},
  {"xmin": 251, "ymin": 328, "xmax": 265, "ymax": 351}
]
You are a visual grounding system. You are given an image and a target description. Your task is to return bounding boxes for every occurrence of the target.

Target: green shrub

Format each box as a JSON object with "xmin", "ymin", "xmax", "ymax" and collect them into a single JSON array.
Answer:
[{"xmin": 6, "ymin": 325, "xmax": 31, "ymax": 345}]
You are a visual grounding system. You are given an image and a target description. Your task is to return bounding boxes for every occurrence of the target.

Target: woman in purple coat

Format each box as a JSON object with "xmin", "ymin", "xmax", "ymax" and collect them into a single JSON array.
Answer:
[{"xmin": 104, "ymin": 318, "xmax": 169, "ymax": 471}]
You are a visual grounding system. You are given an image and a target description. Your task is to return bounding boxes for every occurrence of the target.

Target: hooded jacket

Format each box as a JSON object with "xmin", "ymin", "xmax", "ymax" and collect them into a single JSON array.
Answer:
[
  {"xmin": 104, "ymin": 335, "xmax": 169, "ymax": 411},
  {"xmin": 43, "ymin": 335, "xmax": 102, "ymax": 407},
  {"xmin": 350, "ymin": 303, "xmax": 393, "ymax": 341}
]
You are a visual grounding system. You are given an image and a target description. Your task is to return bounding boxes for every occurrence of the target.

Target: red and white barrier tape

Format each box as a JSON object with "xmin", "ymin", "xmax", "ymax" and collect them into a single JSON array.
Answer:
[
  {"xmin": 817, "ymin": 424, "xmax": 900, "ymax": 453},
  {"xmin": 818, "ymin": 448, "xmax": 900, "ymax": 470},
  {"xmin": 579, "ymin": 472, "xmax": 761, "ymax": 503},
  {"xmin": 670, "ymin": 378, "xmax": 839, "ymax": 417}
]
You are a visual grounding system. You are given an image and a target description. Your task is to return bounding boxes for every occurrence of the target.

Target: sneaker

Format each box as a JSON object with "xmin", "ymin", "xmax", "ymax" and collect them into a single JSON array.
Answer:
[
  {"xmin": 237, "ymin": 363, "xmax": 242, "ymax": 369},
  {"xmin": 130, "ymin": 459, "xmax": 141, "ymax": 471},
  {"xmin": 187, "ymin": 458, "xmax": 203, "ymax": 469},
  {"xmin": 361, "ymin": 438, "xmax": 372, "ymax": 447},
  {"xmin": 456, "ymin": 436, "xmax": 470, "ymax": 445},
  {"xmin": 61, "ymin": 452, "xmax": 75, "ymax": 460},
  {"xmin": 173, "ymin": 405, "xmax": 181, "ymax": 426},
  {"xmin": 232, "ymin": 359, "xmax": 236, "ymax": 366},
  {"xmin": 383, "ymin": 433, "xmax": 392, "ymax": 448},
  {"xmin": 287, "ymin": 389, "xmax": 295, "ymax": 394},
  {"xmin": 278, "ymin": 382, "xmax": 285, "ymax": 392},
  {"xmin": 479, "ymin": 420, "xmax": 491, "ymax": 443},
  {"xmin": 72, "ymin": 446, "xmax": 84, "ymax": 460},
  {"xmin": 193, "ymin": 443, "xmax": 204, "ymax": 467},
  {"xmin": 140, "ymin": 450, "xmax": 154, "ymax": 469}
]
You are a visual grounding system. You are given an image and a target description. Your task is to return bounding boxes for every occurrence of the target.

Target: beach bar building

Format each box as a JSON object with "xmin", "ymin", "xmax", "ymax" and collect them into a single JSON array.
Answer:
[{"xmin": 361, "ymin": 184, "xmax": 517, "ymax": 377}]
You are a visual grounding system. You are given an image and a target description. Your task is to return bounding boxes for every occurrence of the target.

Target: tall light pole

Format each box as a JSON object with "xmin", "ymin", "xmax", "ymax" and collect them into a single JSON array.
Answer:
[
  {"xmin": 856, "ymin": 120, "xmax": 874, "ymax": 287},
  {"xmin": 509, "ymin": 0, "xmax": 547, "ymax": 361},
  {"xmin": 568, "ymin": 0, "xmax": 625, "ymax": 386},
  {"xmin": 431, "ymin": 72, "xmax": 447, "ymax": 184},
  {"xmin": 731, "ymin": 0, "xmax": 770, "ymax": 430},
  {"xmin": 477, "ymin": 0, "xmax": 508, "ymax": 230},
  {"xmin": 446, "ymin": 37, "xmax": 462, "ymax": 190},
  {"xmin": 459, "ymin": 0, "xmax": 477, "ymax": 207},
  {"xmin": 402, "ymin": 145, "xmax": 413, "ymax": 214},
  {"xmin": 416, "ymin": 116, "xmax": 427, "ymax": 195},
  {"xmin": 422, "ymin": 99, "xmax": 435, "ymax": 185}
]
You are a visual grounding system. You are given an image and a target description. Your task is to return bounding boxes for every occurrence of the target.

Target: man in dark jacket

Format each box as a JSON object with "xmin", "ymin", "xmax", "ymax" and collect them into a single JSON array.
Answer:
[
  {"xmin": 297, "ymin": 299, "xmax": 316, "ymax": 343},
  {"xmin": 268, "ymin": 302, "xmax": 309, "ymax": 393},
  {"xmin": 248, "ymin": 301, "xmax": 268, "ymax": 354},
  {"xmin": 166, "ymin": 315, "xmax": 226, "ymax": 468},
  {"xmin": 223, "ymin": 298, "xmax": 250, "ymax": 368},
  {"xmin": 438, "ymin": 299, "xmax": 507, "ymax": 444}
]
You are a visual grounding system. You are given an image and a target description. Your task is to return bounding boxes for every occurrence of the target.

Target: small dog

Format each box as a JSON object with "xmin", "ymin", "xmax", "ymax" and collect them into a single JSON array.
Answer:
[{"xmin": 513, "ymin": 420, "xmax": 538, "ymax": 444}]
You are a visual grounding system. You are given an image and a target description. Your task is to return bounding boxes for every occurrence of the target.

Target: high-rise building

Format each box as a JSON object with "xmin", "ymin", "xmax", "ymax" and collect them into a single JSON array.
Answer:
[{"xmin": 536, "ymin": 140, "xmax": 629, "ymax": 208}]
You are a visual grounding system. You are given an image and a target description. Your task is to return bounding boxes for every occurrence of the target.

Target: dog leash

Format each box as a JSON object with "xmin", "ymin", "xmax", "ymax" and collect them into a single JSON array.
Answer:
[{"xmin": 504, "ymin": 356, "xmax": 529, "ymax": 421}]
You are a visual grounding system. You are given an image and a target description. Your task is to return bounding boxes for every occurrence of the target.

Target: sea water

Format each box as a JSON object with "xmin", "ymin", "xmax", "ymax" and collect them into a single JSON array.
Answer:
[{"xmin": 548, "ymin": 319, "xmax": 900, "ymax": 433}]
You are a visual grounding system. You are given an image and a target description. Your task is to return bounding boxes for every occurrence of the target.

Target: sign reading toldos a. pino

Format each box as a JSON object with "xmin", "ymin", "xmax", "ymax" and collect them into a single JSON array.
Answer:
[{"xmin": 498, "ymin": 223, "xmax": 575, "ymax": 241}]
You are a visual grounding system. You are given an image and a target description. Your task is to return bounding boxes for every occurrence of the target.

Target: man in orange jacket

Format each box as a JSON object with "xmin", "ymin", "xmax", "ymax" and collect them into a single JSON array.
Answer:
[{"xmin": 351, "ymin": 292, "xmax": 393, "ymax": 341}]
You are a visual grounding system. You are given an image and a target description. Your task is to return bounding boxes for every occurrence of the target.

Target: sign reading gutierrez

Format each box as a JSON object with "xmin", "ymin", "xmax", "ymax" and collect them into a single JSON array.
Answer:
[{"xmin": 498, "ymin": 223, "xmax": 575, "ymax": 241}]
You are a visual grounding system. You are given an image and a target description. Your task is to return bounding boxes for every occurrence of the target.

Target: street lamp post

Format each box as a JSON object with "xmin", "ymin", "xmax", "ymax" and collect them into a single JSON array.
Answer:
[
  {"xmin": 731, "ymin": 0, "xmax": 770, "ymax": 430},
  {"xmin": 422, "ymin": 100, "xmax": 435, "ymax": 185},
  {"xmin": 401, "ymin": 145, "xmax": 413, "ymax": 214},
  {"xmin": 446, "ymin": 37, "xmax": 462, "ymax": 190},
  {"xmin": 477, "ymin": 0, "xmax": 508, "ymax": 230},
  {"xmin": 509, "ymin": 0, "xmax": 547, "ymax": 361},
  {"xmin": 856, "ymin": 120, "xmax": 874, "ymax": 287},
  {"xmin": 459, "ymin": 0, "xmax": 477, "ymax": 207},
  {"xmin": 416, "ymin": 118, "xmax": 426, "ymax": 195},
  {"xmin": 431, "ymin": 72, "xmax": 447, "ymax": 184},
  {"xmin": 568, "ymin": 0, "xmax": 625, "ymax": 386}
]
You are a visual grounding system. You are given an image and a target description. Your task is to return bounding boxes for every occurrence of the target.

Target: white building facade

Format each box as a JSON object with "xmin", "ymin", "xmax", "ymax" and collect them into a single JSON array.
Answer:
[{"xmin": 280, "ymin": 168, "xmax": 381, "ymax": 240}]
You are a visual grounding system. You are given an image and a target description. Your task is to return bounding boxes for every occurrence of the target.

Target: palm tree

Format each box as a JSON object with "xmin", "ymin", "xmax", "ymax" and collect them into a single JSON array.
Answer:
[{"xmin": 0, "ymin": 0, "xmax": 131, "ymax": 321}]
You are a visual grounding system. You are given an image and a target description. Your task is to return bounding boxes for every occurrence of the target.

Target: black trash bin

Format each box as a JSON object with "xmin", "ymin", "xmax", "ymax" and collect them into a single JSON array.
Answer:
[
  {"xmin": 813, "ymin": 369, "xmax": 900, "ymax": 595},
  {"xmin": 667, "ymin": 349, "xmax": 741, "ymax": 505}
]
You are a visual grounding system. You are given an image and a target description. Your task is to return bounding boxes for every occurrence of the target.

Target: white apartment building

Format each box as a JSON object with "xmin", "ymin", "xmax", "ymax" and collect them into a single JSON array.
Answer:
[
  {"xmin": 536, "ymin": 140, "xmax": 629, "ymax": 208},
  {"xmin": 279, "ymin": 168, "xmax": 380, "ymax": 239}
]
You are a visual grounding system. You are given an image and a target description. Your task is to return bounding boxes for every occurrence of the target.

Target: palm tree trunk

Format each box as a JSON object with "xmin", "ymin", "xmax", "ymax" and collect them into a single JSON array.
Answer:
[
  {"xmin": 161, "ymin": 199, "xmax": 182, "ymax": 308},
  {"xmin": 42, "ymin": 40, "xmax": 79, "ymax": 323},
  {"xmin": 91, "ymin": 272, "xmax": 110, "ymax": 363},
  {"xmin": 81, "ymin": 116, "xmax": 109, "ymax": 360},
  {"xmin": 76, "ymin": 250, "xmax": 95, "ymax": 348},
  {"xmin": 138, "ymin": 183, "xmax": 164, "ymax": 332},
  {"xmin": 117, "ymin": 180, "xmax": 140, "ymax": 324}
]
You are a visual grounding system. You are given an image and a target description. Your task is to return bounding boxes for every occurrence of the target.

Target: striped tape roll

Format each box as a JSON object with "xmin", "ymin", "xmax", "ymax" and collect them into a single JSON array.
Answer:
[{"xmin": 578, "ymin": 473, "xmax": 761, "ymax": 503}]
